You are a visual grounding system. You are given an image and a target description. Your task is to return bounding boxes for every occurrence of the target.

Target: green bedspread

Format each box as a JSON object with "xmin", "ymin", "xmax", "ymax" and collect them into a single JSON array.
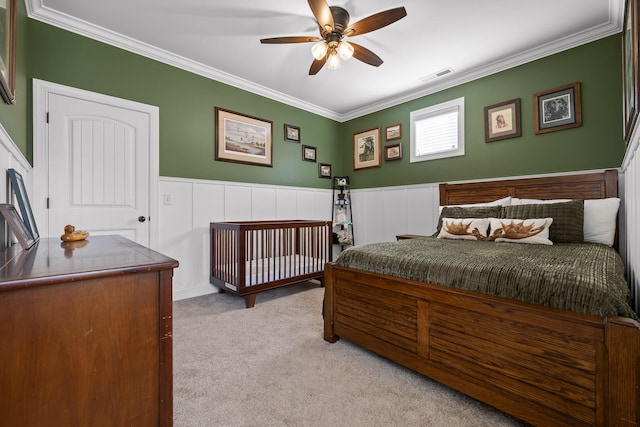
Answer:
[{"xmin": 335, "ymin": 238, "xmax": 637, "ymax": 319}]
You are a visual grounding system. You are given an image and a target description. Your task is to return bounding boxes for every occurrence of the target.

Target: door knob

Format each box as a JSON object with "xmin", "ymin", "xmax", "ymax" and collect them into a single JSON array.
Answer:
[{"xmin": 138, "ymin": 216, "xmax": 147, "ymax": 223}]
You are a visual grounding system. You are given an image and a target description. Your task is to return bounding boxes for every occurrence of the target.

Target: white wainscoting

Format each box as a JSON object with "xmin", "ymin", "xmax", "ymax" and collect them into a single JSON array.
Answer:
[
  {"xmin": 0, "ymin": 124, "xmax": 32, "ymax": 251},
  {"xmin": 161, "ymin": 177, "xmax": 442, "ymax": 301},
  {"xmin": 350, "ymin": 184, "xmax": 440, "ymax": 245},
  {"xmin": 159, "ymin": 177, "xmax": 334, "ymax": 300},
  {"xmin": 621, "ymin": 130, "xmax": 640, "ymax": 314}
]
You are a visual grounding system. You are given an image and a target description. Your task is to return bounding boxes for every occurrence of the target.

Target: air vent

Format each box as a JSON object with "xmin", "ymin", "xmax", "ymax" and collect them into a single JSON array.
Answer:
[{"xmin": 419, "ymin": 67, "xmax": 454, "ymax": 82}]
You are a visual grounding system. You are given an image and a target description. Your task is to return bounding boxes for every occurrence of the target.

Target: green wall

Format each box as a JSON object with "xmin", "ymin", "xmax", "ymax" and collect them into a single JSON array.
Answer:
[
  {"xmin": 0, "ymin": 12, "xmax": 626, "ymax": 191},
  {"xmin": 26, "ymin": 19, "xmax": 340, "ymax": 188},
  {"xmin": 342, "ymin": 36, "xmax": 625, "ymax": 188}
]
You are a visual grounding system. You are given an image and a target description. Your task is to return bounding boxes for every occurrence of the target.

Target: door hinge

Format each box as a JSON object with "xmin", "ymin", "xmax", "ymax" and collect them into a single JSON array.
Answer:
[
  {"xmin": 46, "ymin": 197, "xmax": 50, "ymax": 209},
  {"xmin": 46, "ymin": 112, "xmax": 49, "ymax": 124}
]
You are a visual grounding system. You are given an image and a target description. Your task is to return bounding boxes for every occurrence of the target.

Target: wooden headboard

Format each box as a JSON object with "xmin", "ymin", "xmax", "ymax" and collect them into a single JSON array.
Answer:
[{"xmin": 439, "ymin": 170, "xmax": 618, "ymax": 206}]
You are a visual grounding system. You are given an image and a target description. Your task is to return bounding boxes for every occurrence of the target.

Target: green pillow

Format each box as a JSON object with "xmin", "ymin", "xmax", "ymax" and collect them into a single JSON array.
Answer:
[
  {"xmin": 434, "ymin": 205, "xmax": 502, "ymax": 236},
  {"xmin": 500, "ymin": 200, "xmax": 584, "ymax": 243}
]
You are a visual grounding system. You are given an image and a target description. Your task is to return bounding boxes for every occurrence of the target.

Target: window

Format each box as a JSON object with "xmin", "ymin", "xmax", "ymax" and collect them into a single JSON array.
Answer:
[{"xmin": 410, "ymin": 97, "xmax": 464, "ymax": 163}]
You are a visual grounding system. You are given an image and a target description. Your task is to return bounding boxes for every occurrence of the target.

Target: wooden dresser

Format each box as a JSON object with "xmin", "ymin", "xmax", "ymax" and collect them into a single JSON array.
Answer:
[{"xmin": 0, "ymin": 235, "xmax": 178, "ymax": 427}]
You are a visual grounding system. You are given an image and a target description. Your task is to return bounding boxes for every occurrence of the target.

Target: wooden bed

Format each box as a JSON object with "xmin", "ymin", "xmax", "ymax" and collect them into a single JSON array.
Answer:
[
  {"xmin": 211, "ymin": 220, "xmax": 331, "ymax": 308},
  {"xmin": 323, "ymin": 170, "xmax": 640, "ymax": 426}
]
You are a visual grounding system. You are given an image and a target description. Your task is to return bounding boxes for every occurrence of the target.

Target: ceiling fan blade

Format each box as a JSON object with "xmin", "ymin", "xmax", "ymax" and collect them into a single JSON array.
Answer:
[
  {"xmin": 309, "ymin": 56, "xmax": 328, "ymax": 75},
  {"xmin": 350, "ymin": 42, "xmax": 383, "ymax": 67},
  {"xmin": 307, "ymin": 0, "xmax": 334, "ymax": 33},
  {"xmin": 260, "ymin": 36, "xmax": 322, "ymax": 44},
  {"xmin": 344, "ymin": 7, "xmax": 407, "ymax": 37}
]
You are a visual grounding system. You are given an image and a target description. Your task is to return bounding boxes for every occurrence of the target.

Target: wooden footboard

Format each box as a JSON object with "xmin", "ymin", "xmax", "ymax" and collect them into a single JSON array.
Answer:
[
  {"xmin": 210, "ymin": 220, "xmax": 331, "ymax": 307},
  {"xmin": 324, "ymin": 263, "xmax": 640, "ymax": 426}
]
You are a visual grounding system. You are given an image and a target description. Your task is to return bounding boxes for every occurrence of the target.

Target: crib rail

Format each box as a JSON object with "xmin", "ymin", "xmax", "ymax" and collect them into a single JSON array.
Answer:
[{"xmin": 210, "ymin": 220, "xmax": 332, "ymax": 300}]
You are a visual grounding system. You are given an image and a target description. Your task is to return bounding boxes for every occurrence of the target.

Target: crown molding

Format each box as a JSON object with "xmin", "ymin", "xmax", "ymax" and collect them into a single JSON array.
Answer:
[
  {"xmin": 27, "ymin": 0, "xmax": 623, "ymax": 123},
  {"xmin": 26, "ymin": 1, "xmax": 342, "ymax": 121}
]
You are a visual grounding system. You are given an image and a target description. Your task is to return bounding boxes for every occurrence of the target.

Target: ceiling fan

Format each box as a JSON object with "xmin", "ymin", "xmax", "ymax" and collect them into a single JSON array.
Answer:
[{"xmin": 260, "ymin": 0, "xmax": 407, "ymax": 75}]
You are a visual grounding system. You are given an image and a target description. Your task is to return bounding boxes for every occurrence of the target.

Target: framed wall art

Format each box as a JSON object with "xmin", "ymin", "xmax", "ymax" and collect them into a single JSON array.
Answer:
[
  {"xmin": 385, "ymin": 124, "xmax": 402, "ymax": 141},
  {"xmin": 384, "ymin": 143, "xmax": 402, "ymax": 161},
  {"xmin": 533, "ymin": 82, "xmax": 582, "ymax": 134},
  {"xmin": 0, "ymin": 0, "xmax": 16, "ymax": 104},
  {"xmin": 484, "ymin": 98, "xmax": 521, "ymax": 142},
  {"xmin": 0, "ymin": 204, "xmax": 36, "ymax": 250},
  {"xmin": 284, "ymin": 124, "xmax": 300, "ymax": 142},
  {"xmin": 318, "ymin": 163, "xmax": 332, "ymax": 179},
  {"xmin": 8, "ymin": 169, "xmax": 39, "ymax": 240},
  {"xmin": 215, "ymin": 107, "xmax": 273, "ymax": 167},
  {"xmin": 353, "ymin": 127, "xmax": 381, "ymax": 170},
  {"xmin": 302, "ymin": 145, "xmax": 316, "ymax": 162},
  {"xmin": 623, "ymin": 0, "xmax": 639, "ymax": 143}
]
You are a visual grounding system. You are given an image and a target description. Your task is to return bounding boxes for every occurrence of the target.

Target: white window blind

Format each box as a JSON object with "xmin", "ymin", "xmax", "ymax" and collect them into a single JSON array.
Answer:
[{"xmin": 410, "ymin": 97, "xmax": 464, "ymax": 163}]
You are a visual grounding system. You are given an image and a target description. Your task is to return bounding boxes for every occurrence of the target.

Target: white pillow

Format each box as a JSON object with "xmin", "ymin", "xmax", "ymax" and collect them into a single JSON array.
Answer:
[
  {"xmin": 439, "ymin": 196, "xmax": 511, "ymax": 213},
  {"xmin": 488, "ymin": 217, "xmax": 553, "ymax": 245},
  {"xmin": 511, "ymin": 197, "xmax": 620, "ymax": 246},
  {"xmin": 511, "ymin": 198, "xmax": 570, "ymax": 205},
  {"xmin": 437, "ymin": 218, "xmax": 490, "ymax": 241},
  {"xmin": 583, "ymin": 198, "xmax": 620, "ymax": 246}
]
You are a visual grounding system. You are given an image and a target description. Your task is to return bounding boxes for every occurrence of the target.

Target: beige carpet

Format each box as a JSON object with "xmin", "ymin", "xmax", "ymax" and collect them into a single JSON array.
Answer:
[{"xmin": 173, "ymin": 282, "xmax": 530, "ymax": 427}]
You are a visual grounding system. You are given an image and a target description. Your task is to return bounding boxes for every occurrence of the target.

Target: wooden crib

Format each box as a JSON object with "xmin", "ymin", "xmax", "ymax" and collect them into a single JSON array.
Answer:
[{"xmin": 210, "ymin": 220, "xmax": 332, "ymax": 308}]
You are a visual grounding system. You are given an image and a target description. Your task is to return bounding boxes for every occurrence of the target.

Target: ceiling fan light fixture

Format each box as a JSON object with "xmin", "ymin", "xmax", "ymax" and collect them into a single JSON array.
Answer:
[
  {"xmin": 337, "ymin": 41, "xmax": 354, "ymax": 60},
  {"xmin": 327, "ymin": 49, "xmax": 341, "ymax": 70},
  {"xmin": 311, "ymin": 41, "xmax": 329, "ymax": 60}
]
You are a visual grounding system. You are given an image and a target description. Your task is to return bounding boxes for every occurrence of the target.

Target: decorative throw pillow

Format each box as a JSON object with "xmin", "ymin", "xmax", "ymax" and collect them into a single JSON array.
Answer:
[
  {"xmin": 583, "ymin": 198, "xmax": 620, "ymax": 246},
  {"xmin": 500, "ymin": 199, "xmax": 583, "ymax": 243},
  {"xmin": 437, "ymin": 218, "xmax": 490, "ymax": 241},
  {"xmin": 488, "ymin": 218, "xmax": 553, "ymax": 245},
  {"xmin": 433, "ymin": 205, "xmax": 502, "ymax": 236}
]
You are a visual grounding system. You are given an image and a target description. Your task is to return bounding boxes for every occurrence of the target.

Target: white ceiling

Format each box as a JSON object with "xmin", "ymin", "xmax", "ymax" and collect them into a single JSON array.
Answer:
[{"xmin": 27, "ymin": 0, "xmax": 623, "ymax": 121}]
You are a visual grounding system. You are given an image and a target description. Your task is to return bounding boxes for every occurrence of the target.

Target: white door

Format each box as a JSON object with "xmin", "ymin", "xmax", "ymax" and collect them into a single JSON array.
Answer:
[{"xmin": 34, "ymin": 80, "xmax": 159, "ymax": 248}]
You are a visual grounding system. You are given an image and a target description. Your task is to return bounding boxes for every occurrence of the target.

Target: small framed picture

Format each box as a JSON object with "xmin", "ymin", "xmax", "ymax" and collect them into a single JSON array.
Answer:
[
  {"xmin": 318, "ymin": 163, "xmax": 332, "ymax": 178},
  {"xmin": 384, "ymin": 143, "xmax": 402, "ymax": 161},
  {"xmin": 534, "ymin": 82, "xmax": 582, "ymax": 134},
  {"xmin": 385, "ymin": 124, "xmax": 402, "ymax": 141},
  {"xmin": 0, "ymin": 203, "xmax": 36, "ymax": 249},
  {"xmin": 302, "ymin": 145, "xmax": 317, "ymax": 162},
  {"xmin": 284, "ymin": 124, "xmax": 300, "ymax": 142},
  {"xmin": 484, "ymin": 98, "xmax": 521, "ymax": 142},
  {"xmin": 353, "ymin": 127, "xmax": 381, "ymax": 170}
]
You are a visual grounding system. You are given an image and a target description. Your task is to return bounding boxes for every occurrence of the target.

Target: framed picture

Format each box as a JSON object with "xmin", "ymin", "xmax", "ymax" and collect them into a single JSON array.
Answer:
[
  {"xmin": 8, "ymin": 169, "xmax": 39, "ymax": 241},
  {"xmin": 318, "ymin": 163, "xmax": 332, "ymax": 178},
  {"xmin": 623, "ymin": 0, "xmax": 639, "ymax": 143},
  {"xmin": 284, "ymin": 124, "xmax": 300, "ymax": 142},
  {"xmin": 385, "ymin": 124, "xmax": 402, "ymax": 141},
  {"xmin": 0, "ymin": 204, "xmax": 36, "ymax": 250},
  {"xmin": 533, "ymin": 82, "xmax": 582, "ymax": 134},
  {"xmin": 215, "ymin": 107, "xmax": 273, "ymax": 167},
  {"xmin": 384, "ymin": 143, "xmax": 402, "ymax": 161},
  {"xmin": 484, "ymin": 98, "xmax": 521, "ymax": 142},
  {"xmin": 0, "ymin": 0, "xmax": 16, "ymax": 104},
  {"xmin": 353, "ymin": 127, "xmax": 381, "ymax": 170},
  {"xmin": 302, "ymin": 145, "xmax": 316, "ymax": 162}
]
